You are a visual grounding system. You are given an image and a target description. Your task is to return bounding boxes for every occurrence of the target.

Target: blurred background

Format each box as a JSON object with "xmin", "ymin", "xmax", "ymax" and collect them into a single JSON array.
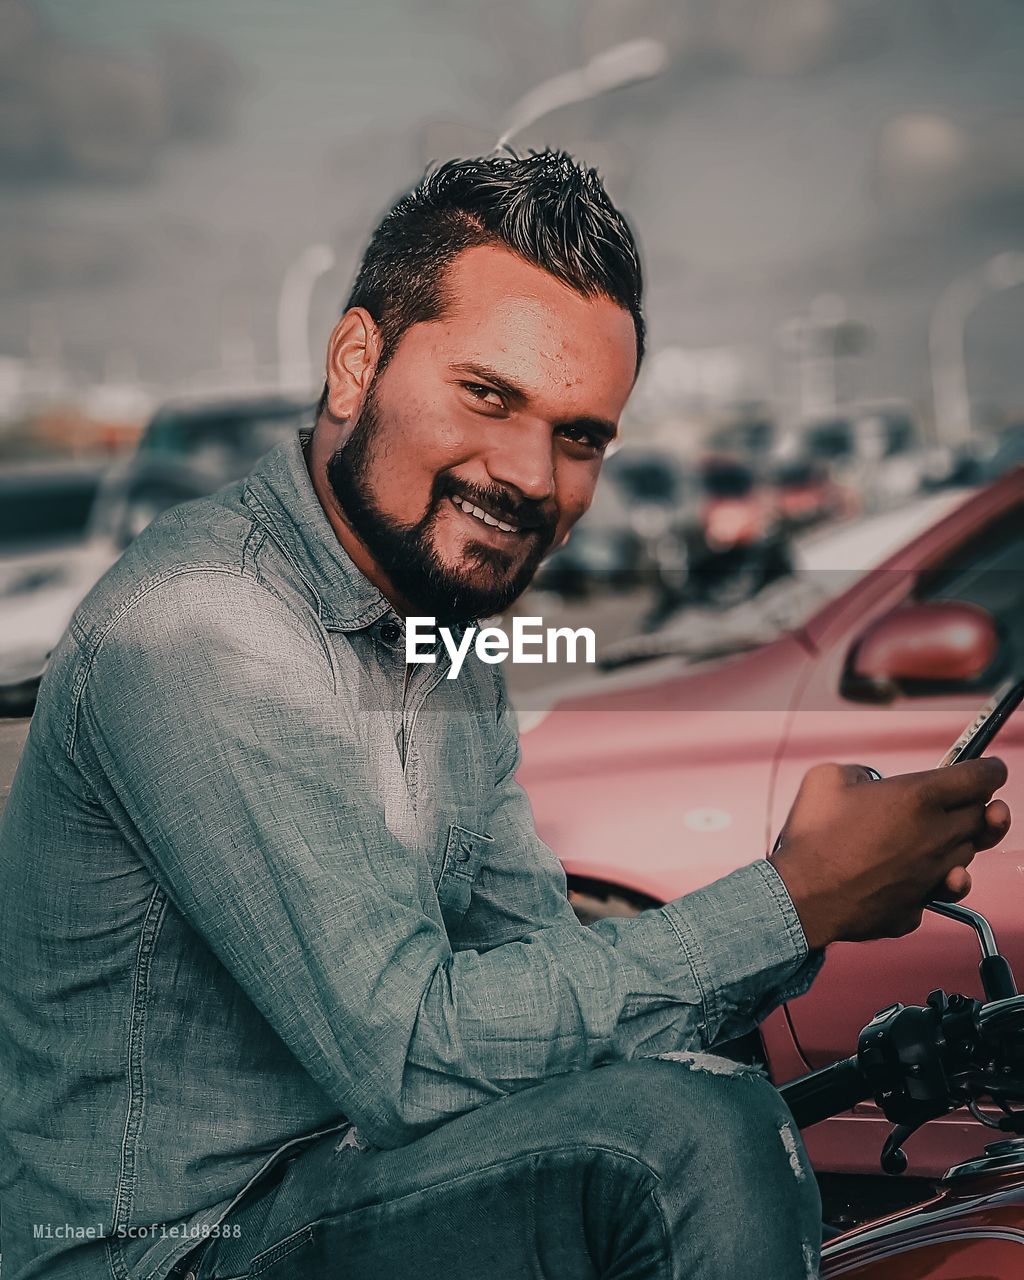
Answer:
[{"xmin": 2, "ymin": 0, "xmax": 1024, "ymax": 714}]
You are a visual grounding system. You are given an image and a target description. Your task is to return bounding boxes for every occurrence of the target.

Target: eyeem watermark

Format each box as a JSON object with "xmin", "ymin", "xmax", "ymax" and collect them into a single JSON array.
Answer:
[{"xmin": 407, "ymin": 616, "xmax": 596, "ymax": 680}]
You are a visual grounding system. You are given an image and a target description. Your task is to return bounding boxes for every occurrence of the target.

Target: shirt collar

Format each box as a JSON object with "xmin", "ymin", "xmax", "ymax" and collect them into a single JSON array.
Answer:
[{"xmin": 242, "ymin": 429, "xmax": 393, "ymax": 632}]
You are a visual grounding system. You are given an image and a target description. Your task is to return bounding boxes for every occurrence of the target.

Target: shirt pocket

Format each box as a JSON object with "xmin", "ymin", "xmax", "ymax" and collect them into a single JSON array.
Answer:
[{"xmin": 436, "ymin": 822, "xmax": 494, "ymax": 927}]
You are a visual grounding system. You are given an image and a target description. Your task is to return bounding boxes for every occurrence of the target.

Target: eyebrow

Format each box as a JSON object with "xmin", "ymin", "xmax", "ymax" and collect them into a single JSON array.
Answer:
[{"xmin": 447, "ymin": 361, "xmax": 619, "ymax": 444}]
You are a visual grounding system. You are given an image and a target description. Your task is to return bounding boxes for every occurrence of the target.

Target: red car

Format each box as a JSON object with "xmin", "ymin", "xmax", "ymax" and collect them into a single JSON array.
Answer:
[{"xmin": 519, "ymin": 466, "xmax": 1024, "ymax": 1213}]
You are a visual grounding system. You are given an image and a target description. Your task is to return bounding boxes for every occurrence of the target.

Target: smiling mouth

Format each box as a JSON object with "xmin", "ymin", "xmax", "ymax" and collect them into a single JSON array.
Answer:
[{"xmin": 448, "ymin": 493, "xmax": 521, "ymax": 534}]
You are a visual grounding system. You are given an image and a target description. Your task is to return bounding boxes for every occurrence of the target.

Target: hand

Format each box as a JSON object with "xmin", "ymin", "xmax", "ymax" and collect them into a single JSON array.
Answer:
[{"xmin": 769, "ymin": 758, "xmax": 1011, "ymax": 949}]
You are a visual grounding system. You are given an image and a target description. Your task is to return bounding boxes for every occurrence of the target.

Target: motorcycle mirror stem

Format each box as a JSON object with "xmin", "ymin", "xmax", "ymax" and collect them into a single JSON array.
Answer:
[{"xmin": 925, "ymin": 901, "xmax": 1018, "ymax": 1001}]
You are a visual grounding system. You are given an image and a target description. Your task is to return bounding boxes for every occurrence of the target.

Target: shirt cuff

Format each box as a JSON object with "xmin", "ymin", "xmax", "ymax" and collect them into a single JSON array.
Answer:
[{"xmin": 660, "ymin": 859, "xmax": 826, "ymax": 1044}]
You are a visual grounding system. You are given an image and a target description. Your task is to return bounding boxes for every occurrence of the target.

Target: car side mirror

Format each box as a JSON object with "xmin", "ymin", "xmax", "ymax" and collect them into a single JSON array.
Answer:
[{"xmin": 842, "ymin": 600, "xmax": 1002, "ymax": 702}]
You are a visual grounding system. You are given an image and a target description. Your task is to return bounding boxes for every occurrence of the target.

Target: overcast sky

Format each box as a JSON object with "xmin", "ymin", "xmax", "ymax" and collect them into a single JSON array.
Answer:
[{"xmin": 2, "ymin": 0, "xmax": 1022, "ymax": 425}]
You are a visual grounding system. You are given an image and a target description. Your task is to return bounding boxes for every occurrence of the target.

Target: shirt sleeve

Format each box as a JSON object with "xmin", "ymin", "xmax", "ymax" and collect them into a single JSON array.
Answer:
[
  {"xmin": 76, "ymin": 571, "xmax": 822, "ymax": 1154},
  {"xmin": 454, "ymin": 678, "xmax": 826, "ymax": 1048}
]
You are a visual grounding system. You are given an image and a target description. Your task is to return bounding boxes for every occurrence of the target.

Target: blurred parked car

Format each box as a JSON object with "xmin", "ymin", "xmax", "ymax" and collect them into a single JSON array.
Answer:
[
  {"xmin": 925, "ymin": 422, "xmax": 1024, "ymax": 491},
  {"xmin": 707, "ymin": 410, "xmax": 777, "ymax": 461},
  {"xmin": 532, "ymin": 446, "xmax": 686, "ymax": 599},
  {"xmin": 0, "ymin": 394, "xmax": 312, "ymax": 715},
  {"xmin": 519, "ymin": 466, "xmax": 1024, "ymax": 1209},
  {"xmin": 771, "ymin": 457, "xmax": 858, "ymax": 531},
  {"xmin": 794, "ymin": 400, "xmax": 924, "ymax": 512},
  {"xmin": 605, "ymin": 445, "xmax": 687, "ymax": 537},
  {"xmin": 95, "ymin": 394, "xmax": 313, "ymax": 548},
  {"xmin": 134, "ymin": 394, "xmax": 312, "ymax": 479},
  {"xmin": 0, "ymin": 462, "xmax": 116, "ymax": 714}
]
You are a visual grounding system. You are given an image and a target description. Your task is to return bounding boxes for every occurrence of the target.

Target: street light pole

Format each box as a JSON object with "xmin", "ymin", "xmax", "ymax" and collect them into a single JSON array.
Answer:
[
  {"xmin": 277, "ymin": 243, "xmax": 336, "ymax": 392},
  {"xmin": 929, "ymin": 251, "xmax": 1024, "ymax": 451},
  {"xmin": 495, "ymin": 38, "xmax": 668, "ymax": 152}
]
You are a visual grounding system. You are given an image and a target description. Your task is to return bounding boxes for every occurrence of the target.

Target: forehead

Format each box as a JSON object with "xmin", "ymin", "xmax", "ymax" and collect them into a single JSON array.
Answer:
[{"xmin": 406, "ymin": 244, "xmax": 638, "ymax": 416}]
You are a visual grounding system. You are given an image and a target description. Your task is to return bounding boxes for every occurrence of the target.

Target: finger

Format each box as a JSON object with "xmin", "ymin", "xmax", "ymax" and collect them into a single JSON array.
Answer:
[
  {"xmin": 932, "ymin": 867, "xmax": 973, "ymax": 903},
  {"xmin": 940, "ymin": 798, "xmax": 1011, "ymax": 852},
  {"xmin": 975, "ymin": 799, "xmax": 1012, "ymax": 851},
  {"xmin": 939, "ymin": 840, "xmax": 979, "ymax": 877},
  {"xmin": 943, "ymin": 803, "xmax": 989, "ymax": 845},
  {"xmin": 913, "ymin": 757, "xmax": 1008, "ymax": 810}
]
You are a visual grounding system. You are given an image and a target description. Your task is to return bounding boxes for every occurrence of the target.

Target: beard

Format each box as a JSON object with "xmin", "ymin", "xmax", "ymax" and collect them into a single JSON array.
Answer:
[{"xmin": 325, "ymin": 386, "xmax": 558, "ymax": 625}]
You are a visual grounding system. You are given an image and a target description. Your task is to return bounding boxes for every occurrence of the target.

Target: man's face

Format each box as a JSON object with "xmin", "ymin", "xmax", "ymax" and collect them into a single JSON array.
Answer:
[{"xmin": 323, "ymin": 244, "xmax": 638, "ymax": 622}]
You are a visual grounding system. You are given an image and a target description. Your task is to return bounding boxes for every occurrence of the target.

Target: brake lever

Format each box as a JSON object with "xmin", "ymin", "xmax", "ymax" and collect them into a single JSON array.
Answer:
[{"xmin": 880, "ymin": 1124, "xmax": 913, "ymax": 1175}]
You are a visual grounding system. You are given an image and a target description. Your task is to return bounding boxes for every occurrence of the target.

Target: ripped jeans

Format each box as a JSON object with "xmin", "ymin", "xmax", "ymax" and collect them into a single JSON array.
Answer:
[{"xmin": 177, "ymin": 1056, "xmax": 821, "ymax": 1280}]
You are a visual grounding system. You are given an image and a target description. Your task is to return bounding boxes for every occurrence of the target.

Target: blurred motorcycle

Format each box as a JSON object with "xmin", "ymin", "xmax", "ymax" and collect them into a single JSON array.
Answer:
[{"xmin": 647, "ymin": 454, "xmax": 793, "ymax": 626}]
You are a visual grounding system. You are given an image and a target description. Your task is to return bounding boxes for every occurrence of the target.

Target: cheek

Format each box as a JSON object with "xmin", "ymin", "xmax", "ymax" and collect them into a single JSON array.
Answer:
[
  {"xmin": 556, "ymin": 468, "xmax": 601, "ymax": 530},
  {"xmin": 401, "ymin": 392, "xmax": 475, "ymax": 459},
  {"xmin": 366, "ymin": 407, "xmax": 465, "ymax": 510},
  {"xmin": 366, "ymin": 450, "xmax": 425, "ymax": 514}
]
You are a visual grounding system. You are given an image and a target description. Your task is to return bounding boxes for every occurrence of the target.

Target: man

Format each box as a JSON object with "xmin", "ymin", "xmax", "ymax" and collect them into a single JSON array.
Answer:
[{"xmin": 0, "ymin": 151, "xmax": 1010, "ymax": 1280}]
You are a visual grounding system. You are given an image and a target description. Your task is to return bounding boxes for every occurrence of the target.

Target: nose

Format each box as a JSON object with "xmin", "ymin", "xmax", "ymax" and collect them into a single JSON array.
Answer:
[{"xmin": 485, "ymin": 419, "xmax": 556, "ymax": 504}]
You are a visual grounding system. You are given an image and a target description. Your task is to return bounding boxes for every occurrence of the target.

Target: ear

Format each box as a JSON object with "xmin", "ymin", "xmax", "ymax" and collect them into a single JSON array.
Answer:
[{"xmin": 323, "ymin": 308, "xmax": 383, "ymax": 420}]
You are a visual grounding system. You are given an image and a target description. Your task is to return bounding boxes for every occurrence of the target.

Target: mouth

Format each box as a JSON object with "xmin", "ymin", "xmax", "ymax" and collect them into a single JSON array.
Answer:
[{"xmin": 447, "ymin": 492, "xmax": 523, "ymax": 536}]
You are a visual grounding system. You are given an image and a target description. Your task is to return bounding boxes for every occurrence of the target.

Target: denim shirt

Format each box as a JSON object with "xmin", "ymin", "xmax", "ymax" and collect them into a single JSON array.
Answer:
[{"xmin": 0, "ymin": 431, "xmax": 824, "ymax": 1280}]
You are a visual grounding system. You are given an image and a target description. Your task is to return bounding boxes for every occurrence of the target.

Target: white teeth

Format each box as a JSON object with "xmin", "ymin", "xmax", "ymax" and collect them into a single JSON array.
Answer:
[{"xmin": 450, "ymin": 494, "xmax": 519, "ymax": 533}]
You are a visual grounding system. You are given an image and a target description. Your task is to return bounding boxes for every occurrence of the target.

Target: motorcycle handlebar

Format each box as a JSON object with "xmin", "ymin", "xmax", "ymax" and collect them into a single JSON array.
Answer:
[
  {"xmin": 779, "ymin": 1055, "xmax": 873, "ymax": 1130},
  {"xmin": 778, "ymin": 994, "xmax": 1024, "ymax": 1136}
]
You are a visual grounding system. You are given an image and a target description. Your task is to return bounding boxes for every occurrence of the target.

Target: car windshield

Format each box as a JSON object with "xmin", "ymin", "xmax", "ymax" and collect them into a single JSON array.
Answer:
[
  {"xmin": 710, "ymin": 419, "xmax": 774, "ymax": 455},
  {"xmin": 139, "ymin": 404, "xmax": 310, "ymax": 478},
  {"xmin": 0, "ymin": 472, "xmax": 102, "ymax": 553},
  {"xmin": 774, "ymin": 461, "xmax": 818, "ymax": 488},
  {"xmin": 803, "ymin": 420, "xmax": 853, "ymax": 461},
  {"xmin": 701, "ymin": 462, "xmax": 754, "ymax": 498},
  {"xmin": 607, "ymin": 453, "xmax": 683, "ymax": 505}
]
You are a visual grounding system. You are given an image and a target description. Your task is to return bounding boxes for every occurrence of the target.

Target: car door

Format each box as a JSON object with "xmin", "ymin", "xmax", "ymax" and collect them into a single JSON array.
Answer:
[{"xmin": 775, "ymin": 477, "xmax": 1024, "ymax": 1073}]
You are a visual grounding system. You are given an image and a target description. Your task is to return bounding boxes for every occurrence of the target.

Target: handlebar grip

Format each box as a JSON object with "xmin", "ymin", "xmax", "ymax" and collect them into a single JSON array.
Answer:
[
  {"xmin": 980, "ymin": 955, "xmax": 1018, "ymax": 1001},
  {"xmin": 779, "ymin": 1055, "xmax": 873, "ymax": 1130}
]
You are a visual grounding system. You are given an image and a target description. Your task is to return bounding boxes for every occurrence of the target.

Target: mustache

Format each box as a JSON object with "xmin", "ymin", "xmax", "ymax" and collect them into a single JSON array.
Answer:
[{"xmin": 434, "ymin": 473, "xmax": 558, "ymax": 538}]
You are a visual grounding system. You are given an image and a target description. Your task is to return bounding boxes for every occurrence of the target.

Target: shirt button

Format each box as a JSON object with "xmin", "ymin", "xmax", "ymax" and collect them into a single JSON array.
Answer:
[{"xmin": 380, "ymin": 621, "xmax": 401, "ymax": 645}]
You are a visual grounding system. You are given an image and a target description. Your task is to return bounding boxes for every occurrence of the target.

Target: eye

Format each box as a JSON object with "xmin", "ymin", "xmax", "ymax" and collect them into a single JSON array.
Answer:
[
  {"xmin": 462, "ymin": 382, "xmax": 506, "ymax": 411},
  {"xmin": 558, "ymin": 424, "xmax": 607, "ymax": 455}
]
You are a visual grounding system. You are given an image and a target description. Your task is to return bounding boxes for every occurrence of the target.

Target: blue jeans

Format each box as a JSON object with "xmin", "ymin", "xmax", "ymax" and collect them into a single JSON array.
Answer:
[{"xmin": 180, "ymin": 1057, "xmax": 821, "ymax": 1280}]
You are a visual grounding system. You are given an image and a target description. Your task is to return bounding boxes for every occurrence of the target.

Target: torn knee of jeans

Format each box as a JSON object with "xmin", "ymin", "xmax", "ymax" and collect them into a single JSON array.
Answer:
[
  {"xmin": 649, "ymin": 1049, "xmax": 766, "ymax": 1079},
  {"xmin": 778, "ymin": 1119, "xmax": 807, "ymax": 1183},
  {"xmin": 802, "ymin": 1239, "xmax": 819, "ymax": 1279},
  {"xmin": 335, "ymin": 1125, "xmax": 370, "ymax": 1154}
]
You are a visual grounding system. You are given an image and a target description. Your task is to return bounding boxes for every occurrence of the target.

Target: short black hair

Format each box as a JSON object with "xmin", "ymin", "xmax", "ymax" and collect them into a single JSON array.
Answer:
[{"xmin": 318, "ymin": 149, "xmax": 644, "ymax": 415}]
